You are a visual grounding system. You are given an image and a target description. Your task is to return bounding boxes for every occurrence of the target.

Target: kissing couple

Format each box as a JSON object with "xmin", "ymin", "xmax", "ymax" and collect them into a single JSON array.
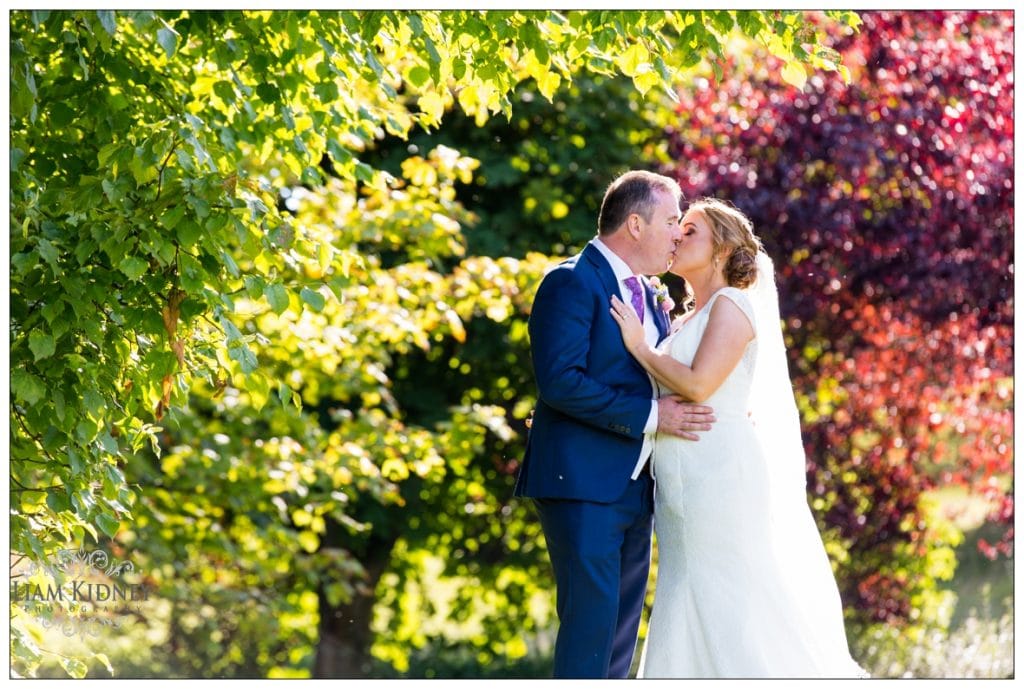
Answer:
[{"xmin": 514, "ymin": 170, "xmax": 867, "ymax": 678}]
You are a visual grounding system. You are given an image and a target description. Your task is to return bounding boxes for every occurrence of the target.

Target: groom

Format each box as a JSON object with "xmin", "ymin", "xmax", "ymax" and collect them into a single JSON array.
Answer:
[{"xmin": 515, "ymin": 170, "xmax": 715, "ymax": 678}]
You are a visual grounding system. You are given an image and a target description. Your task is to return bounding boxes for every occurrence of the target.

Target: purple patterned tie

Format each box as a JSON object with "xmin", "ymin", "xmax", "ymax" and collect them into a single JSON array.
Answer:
[{"xmin": 624, "ymin": 276, "xmax": 645, "ymax": 323}]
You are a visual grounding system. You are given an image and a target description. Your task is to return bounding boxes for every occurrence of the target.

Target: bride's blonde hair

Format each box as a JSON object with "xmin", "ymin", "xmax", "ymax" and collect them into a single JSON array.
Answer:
[{"xmin": 687, "ymin": 197, "xmax": 763, "ymax": 290}]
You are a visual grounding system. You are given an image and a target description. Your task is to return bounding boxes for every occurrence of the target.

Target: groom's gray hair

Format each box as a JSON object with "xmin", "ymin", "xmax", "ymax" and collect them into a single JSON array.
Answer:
[{"xmin": 598, "ymin": 170, "xmax": 682, "ymax": 236}]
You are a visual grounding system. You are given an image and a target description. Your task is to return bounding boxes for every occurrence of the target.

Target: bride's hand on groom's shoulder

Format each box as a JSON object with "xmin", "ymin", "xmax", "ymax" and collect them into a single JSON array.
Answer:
[{"xmin": 657, "ymin": 395, "xmax": 715, "ymax": 440}]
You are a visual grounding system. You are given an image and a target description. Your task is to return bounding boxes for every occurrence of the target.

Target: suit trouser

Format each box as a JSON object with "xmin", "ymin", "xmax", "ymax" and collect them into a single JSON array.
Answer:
[{"xmin": 535, "ymin": 472, "xmax": 655, "ymax": 678}]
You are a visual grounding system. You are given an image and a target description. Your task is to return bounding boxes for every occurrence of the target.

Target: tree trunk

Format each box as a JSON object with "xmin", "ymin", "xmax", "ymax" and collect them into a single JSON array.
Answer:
[{"xmin": 312, "ymin": 552, "xmax": 390, "ymax": 678}]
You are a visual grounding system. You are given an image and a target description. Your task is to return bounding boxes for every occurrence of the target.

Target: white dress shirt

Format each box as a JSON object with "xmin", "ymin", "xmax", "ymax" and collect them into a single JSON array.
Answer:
[{"xmin": 592, "ymin": 238, "xmax": 659, "ymax": 479}]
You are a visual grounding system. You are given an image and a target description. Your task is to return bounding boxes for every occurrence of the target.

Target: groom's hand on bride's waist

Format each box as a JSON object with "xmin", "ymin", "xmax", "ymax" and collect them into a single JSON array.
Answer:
[{"xmin": 656, "ymin": 396, "xmax": 715, "ymax": 440}]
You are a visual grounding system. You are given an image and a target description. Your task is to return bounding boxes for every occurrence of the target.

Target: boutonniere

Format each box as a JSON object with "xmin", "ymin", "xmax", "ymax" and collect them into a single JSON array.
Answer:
[{"xmin": 649, "ymin": 276, "xmax": 675, "ymax": 313}]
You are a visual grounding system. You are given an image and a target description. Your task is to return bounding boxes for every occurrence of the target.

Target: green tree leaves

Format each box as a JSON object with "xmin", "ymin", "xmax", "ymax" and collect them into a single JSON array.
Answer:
[
  {"xmin": 9, "ymin": 8, "xmax": 858, "ymax": 678},
  {"xmin": 12, "ymin": 371, "xmax": 47, "ymax": 406},
  {"xmin": 27, "ymin": 332, "xmax": 56, "ymax": 361},
  {"xmin": 156, "ymin": 18, "xmax": 180, "ymax": 58},
  {"xmin": 265, "ymin": 283, "xmax": 290, "ymax": 315}
]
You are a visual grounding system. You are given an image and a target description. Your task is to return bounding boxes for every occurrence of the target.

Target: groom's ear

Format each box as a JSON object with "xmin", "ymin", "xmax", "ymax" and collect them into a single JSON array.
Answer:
[{"xmin": 627, "ymin": 213, "xmax": 643, "ymax": 240}]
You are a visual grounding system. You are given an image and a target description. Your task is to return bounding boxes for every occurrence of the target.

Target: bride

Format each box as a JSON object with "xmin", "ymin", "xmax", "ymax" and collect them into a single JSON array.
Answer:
[{"xmin": 609, "ymin": 198, "xmax": 866, "ymax": 678}]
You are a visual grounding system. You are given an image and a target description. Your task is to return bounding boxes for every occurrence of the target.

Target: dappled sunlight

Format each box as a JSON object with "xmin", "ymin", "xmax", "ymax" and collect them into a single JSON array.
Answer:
[{"xmin": 9, "ymin": 8, "xmax": 1010, "ymax": 679}]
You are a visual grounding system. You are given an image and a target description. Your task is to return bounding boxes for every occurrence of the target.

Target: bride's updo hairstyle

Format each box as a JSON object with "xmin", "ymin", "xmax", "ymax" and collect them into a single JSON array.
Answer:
[{"xmin": 688, "ymin": 197, "xmax": 763, "ymax": 290}]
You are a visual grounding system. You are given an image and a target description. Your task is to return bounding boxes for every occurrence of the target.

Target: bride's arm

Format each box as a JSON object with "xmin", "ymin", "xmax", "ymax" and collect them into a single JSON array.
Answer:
[{"xmin": 610, "ymin": 295, "xmax": 754, "ymax": 402}]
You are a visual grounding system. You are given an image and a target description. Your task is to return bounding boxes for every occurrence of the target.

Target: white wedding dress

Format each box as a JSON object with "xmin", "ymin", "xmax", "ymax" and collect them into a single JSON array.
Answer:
[{"xmin": 638, "ymin": 285, "xmax": 866, "ymax": 678}]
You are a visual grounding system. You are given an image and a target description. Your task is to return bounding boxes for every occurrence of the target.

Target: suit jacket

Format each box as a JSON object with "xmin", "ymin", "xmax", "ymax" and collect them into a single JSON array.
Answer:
[{"xmin": 514, "ymin": 242, "xmax": 670, "ymax": 503}]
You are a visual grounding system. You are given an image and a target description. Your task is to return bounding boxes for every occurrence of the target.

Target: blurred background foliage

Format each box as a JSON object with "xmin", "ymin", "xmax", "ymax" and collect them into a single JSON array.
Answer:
[
  {"xmin": 9, "ymin": 9, "xmax": 1011, "ymax": 679},
  {"xmin": 661, "ymin": 8, "xmax": 1013, "ymax": 659}
]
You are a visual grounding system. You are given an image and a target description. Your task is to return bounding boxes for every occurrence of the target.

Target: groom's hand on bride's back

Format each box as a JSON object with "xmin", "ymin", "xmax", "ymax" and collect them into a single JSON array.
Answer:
[{"xmin": 657, "ymin": 395, "xmax": 715, "ymax": 440}]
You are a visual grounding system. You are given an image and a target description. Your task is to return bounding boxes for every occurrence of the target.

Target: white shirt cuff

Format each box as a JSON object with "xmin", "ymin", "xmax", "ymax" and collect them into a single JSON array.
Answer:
[{"xmin": 644, "ymin": 400, "xmax": 658, "ymax": 434}]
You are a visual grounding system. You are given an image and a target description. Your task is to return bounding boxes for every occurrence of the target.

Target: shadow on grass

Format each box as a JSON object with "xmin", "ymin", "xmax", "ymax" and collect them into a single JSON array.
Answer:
[
  {"xmin": 369, "ymin": 641, "xmax": 553, "ymax": 679},
  {"xmin": 942, "ymin": 520, "xmax": 1013, "ymax": 630}
]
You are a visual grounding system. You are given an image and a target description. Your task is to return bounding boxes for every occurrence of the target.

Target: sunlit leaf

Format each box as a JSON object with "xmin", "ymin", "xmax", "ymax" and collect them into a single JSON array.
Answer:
[
  {"xmin": 300, "ymin": 286, "xmax": 326, "ymax": 312},
  {"xmin": 96, "ymin": 512, "xmax": 121, "ymax": 538},
  {"xmin": 156, "ymin": 22, "xmax": 179, "ymax": 58},
  {"xmin": 28, "ymin": 331, "xmax": 56, "ymax": 360},
  {"xmin": 118, "ymin": 256, "xmax": 149, "ymax": 281},
  {"xmin": 418, "ymin": 91, "xmax": 446, "ymax": 124},
  {"xmin": 781, "ymin": 60, "xmax": 808, "ymax": 90},
  {"xmin": 265, "ymin": 283, "xmax": 290, "ymax": 314},
  {"xmin": 11, "ymin": 370, "xmax": 45, "ymax": 406}
]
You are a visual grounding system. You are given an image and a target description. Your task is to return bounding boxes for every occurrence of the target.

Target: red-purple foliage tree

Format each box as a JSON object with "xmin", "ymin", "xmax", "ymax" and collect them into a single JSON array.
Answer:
[{"xmin": 663, "ymin": 10, "xmax": 1012, "ymax": 625}]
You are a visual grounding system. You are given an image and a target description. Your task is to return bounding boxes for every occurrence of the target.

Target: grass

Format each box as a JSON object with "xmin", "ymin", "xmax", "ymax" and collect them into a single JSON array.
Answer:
[
  {"xmin": 853, "ymin": 485, "xmax": 1013, "ymax": 679},
  {"xmin": 930, "ymin": 484, "xmax": 1012, "ymax": 631}
]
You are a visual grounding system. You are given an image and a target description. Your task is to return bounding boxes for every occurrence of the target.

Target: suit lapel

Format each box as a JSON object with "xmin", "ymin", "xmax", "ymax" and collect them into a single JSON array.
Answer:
[
  {"xmin": 582, "ymin": 243, "xmax": 621, "ymax": 302},
  {"xmin": 585, "ymin": 243, "xmax": 670, "ymax": 339},
  {"xmin": 656, "ymin": 303, "xmax": 670, "ymax": 339}
]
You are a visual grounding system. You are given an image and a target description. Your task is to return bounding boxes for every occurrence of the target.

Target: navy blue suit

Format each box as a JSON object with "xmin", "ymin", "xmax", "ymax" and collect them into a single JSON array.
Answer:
[{"xmin": 515, "ymin": 242, "xmax": 669, "ymax": 678}]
